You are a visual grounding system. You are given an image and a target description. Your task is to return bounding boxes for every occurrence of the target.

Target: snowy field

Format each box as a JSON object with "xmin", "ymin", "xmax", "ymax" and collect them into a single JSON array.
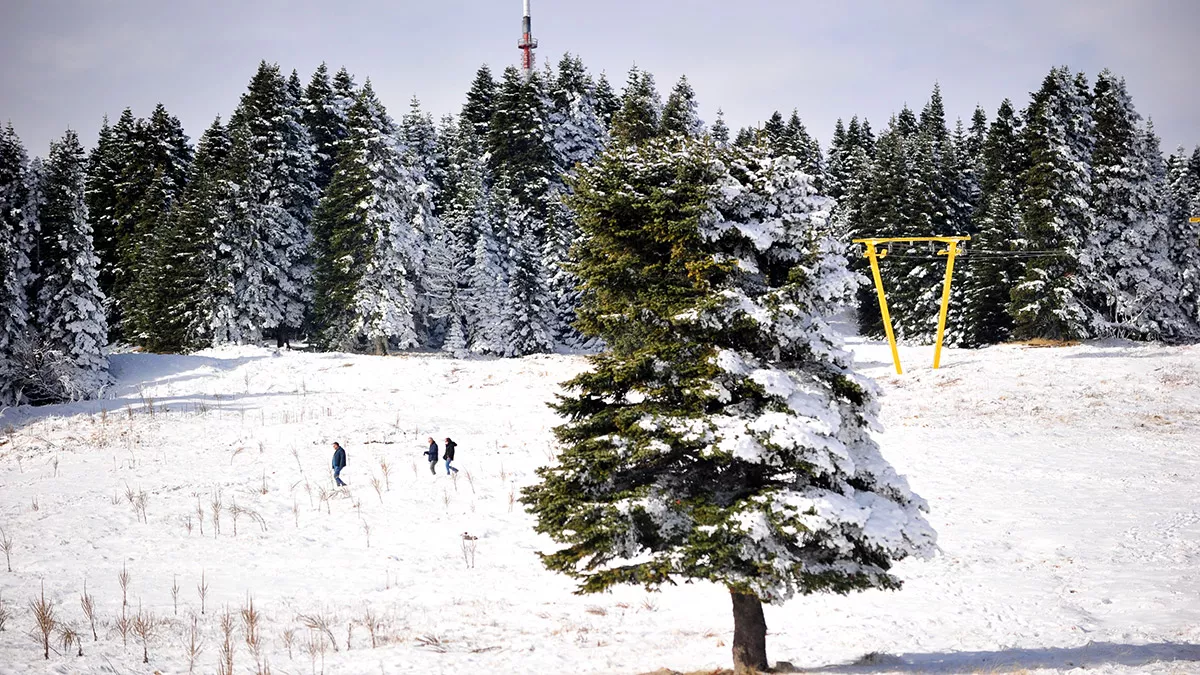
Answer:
[{"xmin": 1, "ymin": 333, "xmax": 1199, "ymax": 674}]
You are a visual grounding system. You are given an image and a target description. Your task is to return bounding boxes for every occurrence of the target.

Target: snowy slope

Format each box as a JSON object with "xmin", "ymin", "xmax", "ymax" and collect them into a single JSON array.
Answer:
[{"xmin": 0, "ymin": 335, "xmax": 1199, "ymax": 674}]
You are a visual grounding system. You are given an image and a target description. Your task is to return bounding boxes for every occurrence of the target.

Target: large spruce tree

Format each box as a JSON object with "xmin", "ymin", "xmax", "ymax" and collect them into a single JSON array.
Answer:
[
  {"xmin": 961, "ymin": 99, "xmax": 1026, "ymax": 347},
  {"xmin": 312, "ymin": 83, "xmax": 420, "ymax": 353},
  {"xmin": 523, "ymin": 136, "xmax": 934, "ymax": 672},
  {"xmin": 1010, "ymin": 67, "xmax": 1095, "ymax": 340},
  {"xmin": 0, "ymin": 124, "xmax": 35, "ymax": 405},
  {"xmin": 33, "ymin": 130, "xmax": 110, "ymax": 401}
]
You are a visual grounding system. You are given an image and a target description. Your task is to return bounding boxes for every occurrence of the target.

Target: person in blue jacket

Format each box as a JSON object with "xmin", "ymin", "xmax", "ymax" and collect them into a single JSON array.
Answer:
[
  {"xmin": 443, "ymin": 437, "xmax": 459, "ymax": 475},
  {"xmin": 331, "ymin": 442, "xmax": 347, "ymax": 486},
  {"xmin": 425, "ymin": 438, "xmax": 439, "ymax": 475}
]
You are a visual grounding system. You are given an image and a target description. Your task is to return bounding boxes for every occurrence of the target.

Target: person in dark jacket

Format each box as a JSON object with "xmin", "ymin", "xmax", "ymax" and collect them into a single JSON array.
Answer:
[
  {"xmin": 331, "ymin": 442, "xmax": 348, "ymax": 486},
  {"xmin": 443, "ymin": 437, "xmax": 459, "ymax": 475},
  {"xmin": 425, "ymin": 438, "xmax": 439, "ymax": 475}
]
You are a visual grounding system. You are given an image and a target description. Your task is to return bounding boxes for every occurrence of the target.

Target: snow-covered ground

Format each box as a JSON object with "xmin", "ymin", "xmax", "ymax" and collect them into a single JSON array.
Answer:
[{"xmin": 1, "ymin": 333, "xmax": 1198, "ymax": 674}]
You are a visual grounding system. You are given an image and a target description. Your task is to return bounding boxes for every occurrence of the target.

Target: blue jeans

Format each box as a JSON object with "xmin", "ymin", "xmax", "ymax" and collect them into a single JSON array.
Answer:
[
  {"xmin": 445, "ymin": 459, "xmax": 458, "ymax": 474},
  {"xmin": 333, "ymin": 467, "xmax": 345, "ymax": 486}
]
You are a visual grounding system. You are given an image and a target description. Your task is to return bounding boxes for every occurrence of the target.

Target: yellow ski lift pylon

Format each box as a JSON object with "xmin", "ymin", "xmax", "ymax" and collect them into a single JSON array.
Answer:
[{"xmin": 851, "ymin": 236, "xmax": 971, "ymax": 375}]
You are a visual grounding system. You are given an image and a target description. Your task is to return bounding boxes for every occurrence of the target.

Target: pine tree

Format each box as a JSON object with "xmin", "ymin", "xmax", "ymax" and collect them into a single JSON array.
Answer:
[
  {"xmin": 303, "ymin": 63, "xmax": 352, "ymax": 194},
  {"xmin": 610, "ymin": 67, "xmax": 662, "ymax": 146},
  {"xmin": 961, "ymin": 99, "xmax": 1025, "ymax": 347},
  {"xmin": 488, "ymin": 66, "xmax": 555, "ymax": 217},
  {"xmin": 660, "ymin": 75, "xmax": 704, "ymax": 138},
  {"xmin": 710, "ymin": 109, "xmax": 730, "ymax": 147},
  {"xmin": 144, "ymin": 118, "xmax": 233, "ymax": 352},
  {"xmin": 548, "ymin": 54, "xmax": 607, "ymax": 176},
  {"xmin": 85, "ymin": 113, "xmax": 131, "ymax": 314},
  {"xmin": 1010, "ymin": 66, "xmax": 1095, "ymax": 340},
  {"xmin": 1166, "ymin": 147, "xmax": 1200, "ymax": 333},
  {"xmin": 463, "ymin": 65, "xmax": 498, "ymax": 138},
  {"xmin": 465, "ymin": 183, "xmax": 511, "ymax": 354},
  {"xmin": 107, "ymin": 104, "xmax": 193, "ymax": 344},
  {"xmin": 33, "ymin": 130, "xmax": 110, "ymax": 401},
  {"xmin": 219, "ymin": 61, "xmax": 318, "ymax": 346},
  {"xmin": 592, "ymin": 72, "xmax": 620, "ymax": 129},
  {"xmin": 523, "ymin": 137, "xmax": 934, "ymax": 672},
  {"xmin": 1086, "ymin": 71, "xmax": 1182, "ymax": 339},
  {"xmin": 313, "ymin": 84, "xmax": 419, "ymax": 353},
  {"xmin": 500, "ymin": 199, "xmax": 554, "ymax": 356},
  {"xmin": 0, "ymin": 124, "xmax": 35, "ymax": 405}
]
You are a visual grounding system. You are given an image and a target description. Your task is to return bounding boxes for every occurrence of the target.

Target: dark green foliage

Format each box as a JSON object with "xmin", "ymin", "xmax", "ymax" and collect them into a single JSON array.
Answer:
[
  {"xmin": 487, "ymin": 66, "xmax": 555, "ymax": 217},
  {"xmin": 610, "ymin": 67, "xmax": 662, "ymax": 147},
  {"xmin": 1010, "ymin": 67, "xmax": 1094, "ymax": 340},
  {"xmin": 462, "ymin": 65, "xmax": 498, "ymax": 137},
  {"xmin": 961, "ymin": 100, "xmax": 1024, "ymax": 347},
  {"xmin": 593, "ymin": 72, "xmax": 620, "ymax": 129}
]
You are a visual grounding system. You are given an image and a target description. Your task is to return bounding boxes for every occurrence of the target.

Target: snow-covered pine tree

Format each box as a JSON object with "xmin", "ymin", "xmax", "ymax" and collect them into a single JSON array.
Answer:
[
  {"xmin": 710, "ymin": 109, "xmax": 730, "ymax": 147},
  {"xmin": 1010, "ymin": 66, "xmax": 1095, "ymax": 340},
  {"xmin": 593, "ymin": 72, "xmax": 620, "ymax": 130},
  {"xmin": 1166, "ymin": 147, "xmax": 1200, "ymax": 333},
  {"xmin": 464, "ymin": 181, "xmax": 512, "ymax": 355},
  {"xmin": 313, "ymin": 83, "xmax": 419, "ymax": 353},
  {"xmin": 463, "ymin": 65, "xmax": 498, "ymax": 139},
  {"xmin": 499, "ymin": 194, "xmax": 554, "ymax": 357},
  {"xmin": 399, "ymin": 96, "xmax": 447, "ymax": 345},
  {"xmin": 222, "ymin": 61, "xmax": 318, "ymax": 346},
  {"xmin": 961, "ymin": 99, "xmax": 1026, "ymax": 347},
  {"xmin": 660, "ymin": 75, "xmax": 704, "ymax": 138},
  {"xmin": 610, "ymin": 66, "xmax": 662, "ymax": 146},
  {"xmin": 0, "ymin": 123, "xmax": 35, "ymax": 405},
  {"xmin": 1086, "ymin": 72, "xmax": 1184, "ymax": 340},
  {"xmin": 487, "ymin": 65, "xmax": 555, "ymax": 219},
  {"xmin": 33, "ymin": 130, "xmax": 110, "ymax": 401},
  {"xmin": 86, "ymin": 109, "xmax": 135, "ymax": 316},
  {"xmin": 143, "ymin": 118, "xmax": 233, "ymax": 352},
  {"xmin": 549, "ymin": 54, "xmax": 607, "ymax": 177},
  {"xmin": 102, "ymin": 104, "xmax": 192, "ymax": 343},
  {"xmin": 303, "ymin": 63, "xmax": 352, "ymax": 194},
  {"xmin": 855, "ymin": 108, "xmax": 933, "ymax": 339},
  {"xmin": 523, "ymin": 136, "xmax": 935, "ymax": 672}
]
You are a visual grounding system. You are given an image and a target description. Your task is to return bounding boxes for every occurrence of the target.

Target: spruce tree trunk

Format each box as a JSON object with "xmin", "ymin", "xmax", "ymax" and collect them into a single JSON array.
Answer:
[{"xmin": 730, "ymin": 588, "xmax": 768, "ymax": 673}]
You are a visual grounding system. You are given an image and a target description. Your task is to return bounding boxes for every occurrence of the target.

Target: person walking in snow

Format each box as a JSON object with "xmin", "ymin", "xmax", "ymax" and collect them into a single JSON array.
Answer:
[
  {"xmin": 443, "ymin": 437, "xmax": 459, "ymax": 475},
  {"xmin": 425, "ymin": 437, "xmax": 440, "ymax": 475},
  {"xmin": 331, "ymin": 442, "xmax": 348, "ymax": 487}
]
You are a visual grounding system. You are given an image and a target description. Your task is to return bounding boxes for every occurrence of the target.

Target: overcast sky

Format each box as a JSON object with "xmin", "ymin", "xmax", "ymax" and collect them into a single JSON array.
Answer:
[{"xmin": 3, "ymin": 0, "xmax": 1198, "ymax": 157}]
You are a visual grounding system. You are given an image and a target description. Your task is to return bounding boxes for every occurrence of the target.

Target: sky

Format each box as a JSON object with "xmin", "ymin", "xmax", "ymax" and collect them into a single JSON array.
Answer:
[{"xmin": 2, "ymin": 0, "xmax": 1199, "ymax": 157}]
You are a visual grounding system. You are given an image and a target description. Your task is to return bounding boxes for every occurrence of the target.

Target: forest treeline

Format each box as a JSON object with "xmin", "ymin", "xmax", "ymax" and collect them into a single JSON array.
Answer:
[{"xmin": 2, "ymin": 57, "xmax": 1198, "ymax": 405}]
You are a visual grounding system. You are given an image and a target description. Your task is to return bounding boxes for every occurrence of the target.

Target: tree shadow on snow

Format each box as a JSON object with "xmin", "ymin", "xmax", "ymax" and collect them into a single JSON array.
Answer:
[
  {"xmin": 798, "ymin": 641, "xmax": 1200, "ymax": 673},
  {"xmin": 108, "ymin": 351, "xmax": 269, "ymax": 391}
]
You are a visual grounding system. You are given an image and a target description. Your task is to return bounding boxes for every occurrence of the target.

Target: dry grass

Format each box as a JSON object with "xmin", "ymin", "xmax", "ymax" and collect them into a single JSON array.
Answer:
[
  {"xmin": 132, "ymin": 603, "xmax": 157, "ymax": 664},
  {"xmin": 298, "ymin": 610, "xmax": 339, "ymax": 652},
  {"xmin": 186, "ymin": 614, "xmax": 203, "ymax": 673},
  {"xmin": 197, "ymin": 570, "xmax": 209, "ymax": 615},
  {"xmin": 0, "ymin": 526, "xmax": 12, "ymax": 572},
  {"xmin": 57, "ymin": 623, "xmax": 83, "ymax": 657},
  {"xmin": 217, "ymin": 607, "xmax": 236, "ymax": 675},
  {"xmin": 118, "ymin": 562, "xmax": 131, "ymax": 608},
  {"xmin": 29, "ymin": 581, "xmax": 56, "ymax": 660},
  {"xmin": 379, "ymin": 459, "xmax": 392, "ymax": 491},
  {"xmin": 80, "ymin": 582, "xmax": 97, "ymax": 641},
  {"xmin": 0, "ymin": 591, "xmax": 10, "ymax": 632}
]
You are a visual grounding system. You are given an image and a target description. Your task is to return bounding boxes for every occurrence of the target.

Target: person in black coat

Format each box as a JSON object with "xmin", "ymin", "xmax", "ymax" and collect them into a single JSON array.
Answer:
[
  {"xmin": 331, "ymin": 442, "xmax": 348, "ymax": 486},
  {"xmin": 443, "ymin": 437, "xmax": 459, "ymax": 475},
  {"xmin": 425, "ymin": 438, "xmax": 439, "ymax": 475}
]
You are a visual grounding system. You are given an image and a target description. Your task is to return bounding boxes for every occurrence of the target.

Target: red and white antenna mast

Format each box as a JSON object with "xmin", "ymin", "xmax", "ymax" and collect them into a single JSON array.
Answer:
[{"xmin": 518, "ymin": 0, "xmax": 538, "ymax": 72}]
